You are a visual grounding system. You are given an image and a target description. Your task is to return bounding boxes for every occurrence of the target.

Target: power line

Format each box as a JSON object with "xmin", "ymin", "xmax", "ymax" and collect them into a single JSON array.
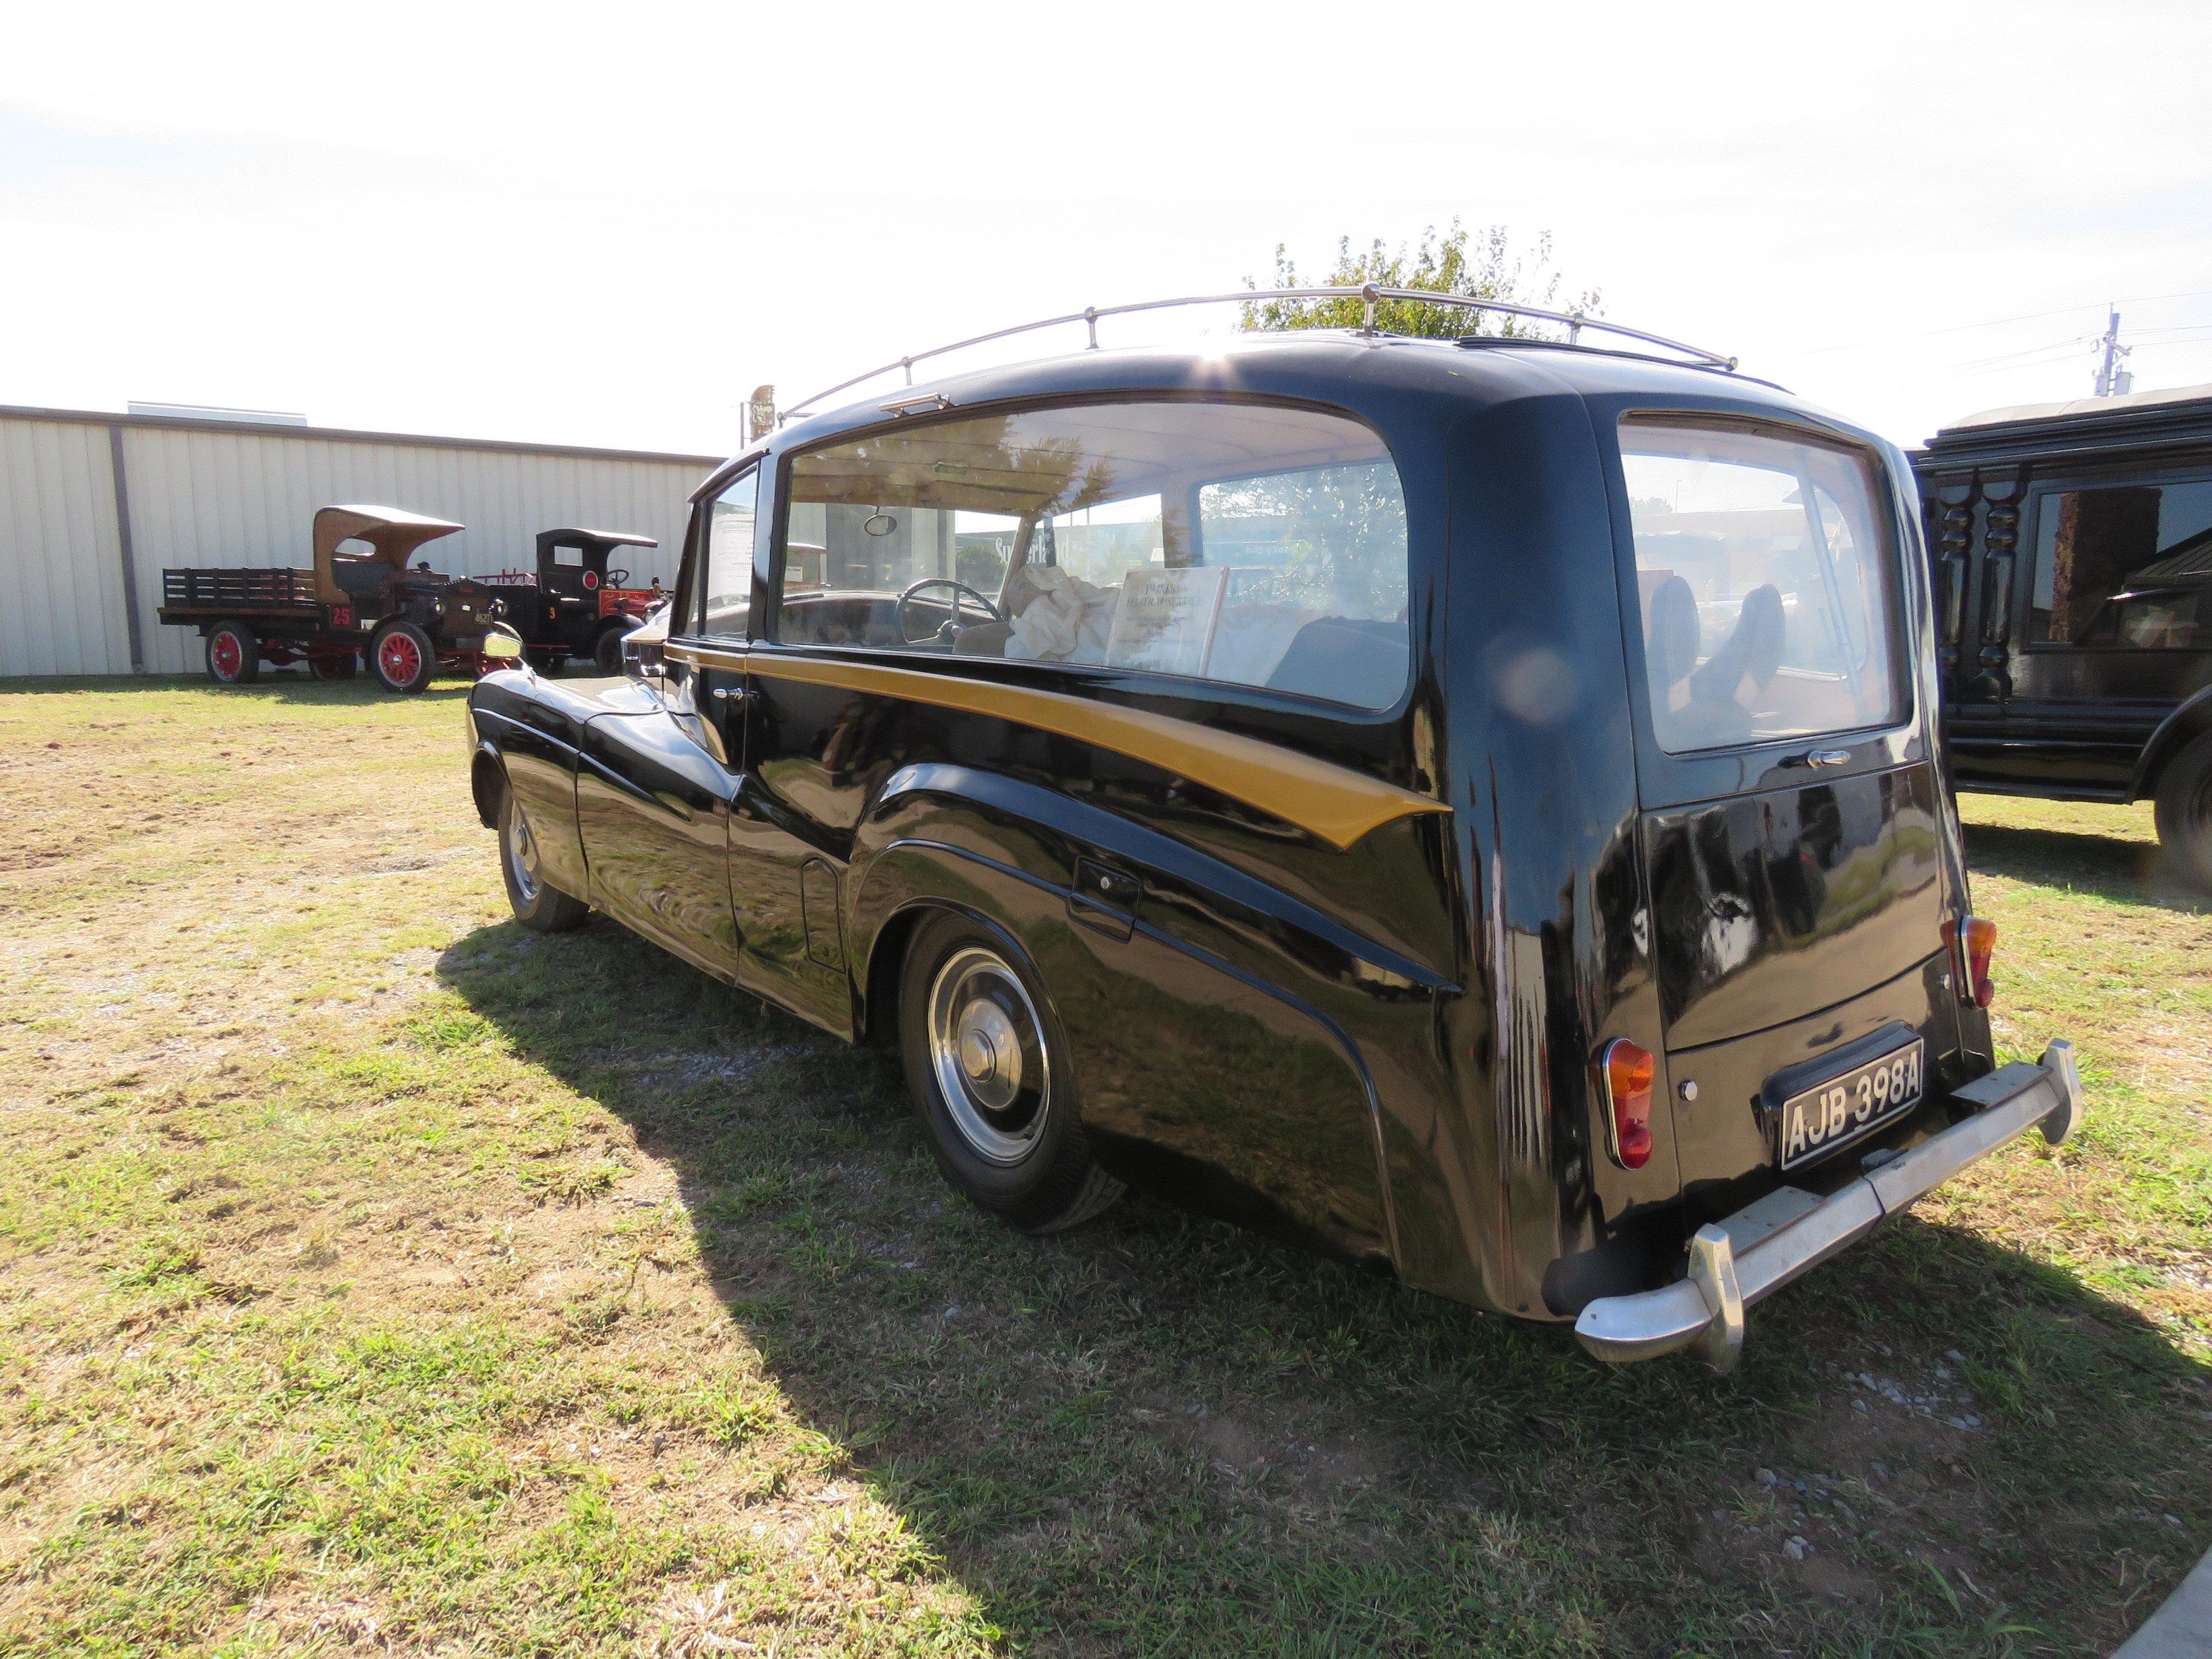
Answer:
[{"xmin": 1793, "ymin": 285, "xmax": 2212, "ymax": 358}]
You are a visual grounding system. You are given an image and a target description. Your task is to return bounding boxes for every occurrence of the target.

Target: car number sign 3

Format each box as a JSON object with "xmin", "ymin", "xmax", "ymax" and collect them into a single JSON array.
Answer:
[{"xmin": 1780, "ymin": 1040, "xmax": 1925, "ymax": 1170}]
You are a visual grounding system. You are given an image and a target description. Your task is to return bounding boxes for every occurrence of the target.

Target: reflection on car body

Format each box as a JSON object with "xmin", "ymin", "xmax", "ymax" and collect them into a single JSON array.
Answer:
[{"xmin": 464, "ymin": 295, "xmax": 2083, "ymax": 1368}]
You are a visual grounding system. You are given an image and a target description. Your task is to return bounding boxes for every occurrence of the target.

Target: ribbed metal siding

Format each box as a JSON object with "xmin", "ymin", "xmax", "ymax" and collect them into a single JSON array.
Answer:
[
  {"xmin": 120, "ymin": 428, "xmax": 704, "ymax": 675},
  {"xmin": 0, "ymin": 419, "xmax": 131, "ymax": 676},
  {"xmin": 0, "ymin": 411, "xmax": 710, "ymax": 676}
]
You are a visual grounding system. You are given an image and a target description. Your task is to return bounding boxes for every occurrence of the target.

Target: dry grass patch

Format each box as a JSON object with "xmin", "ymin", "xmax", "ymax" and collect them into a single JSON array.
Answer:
[{"xmin": 0, "ymin": 678, "xmax": 2205, "ymax": 1656}]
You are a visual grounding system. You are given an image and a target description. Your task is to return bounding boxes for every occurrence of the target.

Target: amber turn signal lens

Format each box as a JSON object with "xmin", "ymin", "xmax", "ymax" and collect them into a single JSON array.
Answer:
[
  {"xmin": 1961, "ymin": 915, "xmax": 1997, "ymax": 1009},
  {"xmin": 1601, "ymin": 1038, "xmax": 1656, "ymax": 1170}
]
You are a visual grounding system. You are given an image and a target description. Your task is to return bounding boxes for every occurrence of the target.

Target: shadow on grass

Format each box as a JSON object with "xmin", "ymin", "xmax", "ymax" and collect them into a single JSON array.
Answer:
[
  {"xmin": 1963, "ymin": 820, "xmax": 2209, "ymax": 916},
  {"xmin": 436, "ymin": 914, "xmax": 2212, "ymax": 1657}
]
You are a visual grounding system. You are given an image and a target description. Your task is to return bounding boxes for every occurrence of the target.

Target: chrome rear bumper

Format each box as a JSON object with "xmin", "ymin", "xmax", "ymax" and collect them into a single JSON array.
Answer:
[{"xmin": 1575, "ymin": 1040, "xmax": 2083, "ymax": 1372}]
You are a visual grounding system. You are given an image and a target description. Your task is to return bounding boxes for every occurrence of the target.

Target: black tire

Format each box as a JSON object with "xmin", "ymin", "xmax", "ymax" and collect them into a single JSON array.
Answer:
[
  {"xmin": 205, "ymin": 621, "xmax": 260, "ymax": 685},
  {"xmin": 497, "ymin": 777, "xmax": 589, "ymax": 933},
  {"xmin": 369, "ymin": 620, "xmax": 436, "ymax": 695},
  {"xmin": 309, "ymin": 653, "xmax": 357, "ymax": 682},
  {"xmin": 593, "ymin": 626, "xmax": 628, "ymax": 676},
  {"xmin": 897, "ymin": 910, "xmax": 1124, "ymax": 1233},
  {"xmin": 2153, "ymin": 731, "xmax": 2212, "ymax": 890}
]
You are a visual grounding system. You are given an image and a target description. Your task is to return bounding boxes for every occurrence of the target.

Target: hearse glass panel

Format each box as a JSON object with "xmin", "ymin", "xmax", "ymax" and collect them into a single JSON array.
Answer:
[
  {"xmin": 703, "ymin": 470, "xmax": 758, "ymax": 638},
  {"xmin": 1620, "ymin": 420, "xmax": 1906, "ymax": 754},
  {"xmin": 773, "ymin": 401, "xmax": 1410, "ymax": 710},
  {"xmin": 2026, "ymin": 474, "xmax": 2212, "ymax": 651}
]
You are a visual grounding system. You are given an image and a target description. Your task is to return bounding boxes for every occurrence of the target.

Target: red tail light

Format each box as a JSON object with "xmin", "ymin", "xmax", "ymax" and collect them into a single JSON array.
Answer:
[
  {"xmin": 1960, "ymin": 915, "xmax": 1997, "ymax": 1008},
  {"xmin": 1601, "ymin": 1039, "xmax": 1656, "ymax": 1169}
]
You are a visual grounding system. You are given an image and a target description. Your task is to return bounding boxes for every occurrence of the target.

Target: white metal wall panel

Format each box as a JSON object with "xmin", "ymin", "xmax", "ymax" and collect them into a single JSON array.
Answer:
[
  {"xmin": 0, "ymin": 419, "xmax": 130, "ymax": 677},
  {"xmin": 110, "ymin": 426, "xmax": 706, "ymax": 675}
]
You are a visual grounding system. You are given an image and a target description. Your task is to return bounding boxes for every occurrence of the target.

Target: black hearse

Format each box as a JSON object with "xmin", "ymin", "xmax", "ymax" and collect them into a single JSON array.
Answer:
[
  {"xmin": 1916, "ymin": 383, "xmax": 2212, "ymax": 884},
  {"xmin": 462, "ymin": 290, "xmax": 2082, "ymax": 1368}
]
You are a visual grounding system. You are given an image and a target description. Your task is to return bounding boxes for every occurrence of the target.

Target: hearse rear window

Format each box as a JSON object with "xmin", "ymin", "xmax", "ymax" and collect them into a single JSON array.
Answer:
[
  {"xmin": 1620, "ymin": 420, "xmax": 1904, "ymax": 754},
  {"xmin": 777, "ymin": 401, "xmax": 1410, "ymax": 710}
]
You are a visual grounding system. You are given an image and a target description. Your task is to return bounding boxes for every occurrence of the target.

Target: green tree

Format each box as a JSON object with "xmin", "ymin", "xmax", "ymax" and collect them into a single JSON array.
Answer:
[{"xmin": 1240, "ymin": 221, "xmax": 1599, "ymax": 339}]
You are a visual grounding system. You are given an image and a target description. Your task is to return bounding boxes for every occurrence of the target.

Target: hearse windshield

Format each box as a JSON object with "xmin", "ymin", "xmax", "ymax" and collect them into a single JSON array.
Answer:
[
  {"xmin": 1621, "ymin": 420, "xmax": 1904, "ymax": 754},
  {"xmin": 777, "ymin": 401, "xmax": 1410, "ymax": 710}
]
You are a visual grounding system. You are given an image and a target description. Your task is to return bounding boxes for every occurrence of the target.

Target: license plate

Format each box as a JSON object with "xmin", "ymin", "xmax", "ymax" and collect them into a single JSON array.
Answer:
[{"xmin": 1778, "ymin": 1040, "xmax": 1925, "ymax": 1170}]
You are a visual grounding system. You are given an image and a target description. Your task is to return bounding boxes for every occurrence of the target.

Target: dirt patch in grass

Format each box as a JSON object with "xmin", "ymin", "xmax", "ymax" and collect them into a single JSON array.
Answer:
[{"xmin": 0, "ymin": 680, "xmax": 2205, "ymax": 1656}]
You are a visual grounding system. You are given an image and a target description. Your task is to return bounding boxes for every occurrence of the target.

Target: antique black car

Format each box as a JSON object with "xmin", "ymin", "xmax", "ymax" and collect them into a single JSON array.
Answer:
[
  {"xmin": 1915, "ymin": 384, "xmax": 2212, "ymax": 885},
  {"xmin": 481, "ymin": 527, "xmax": 668, "ymax": 676},
  {"xmin": 464, "ymin": 290, "xmax": 2083, "ymax": 1368},
  {"xmin": 159, "ymin": 504, "xmax": 523, "ymax": 692}
]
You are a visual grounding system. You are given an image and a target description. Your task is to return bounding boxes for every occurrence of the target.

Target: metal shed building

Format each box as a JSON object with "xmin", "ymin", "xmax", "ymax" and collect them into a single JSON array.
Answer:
[{"xmin": 0, "ymin": 404, "xmax": 720, "ymax": 677}]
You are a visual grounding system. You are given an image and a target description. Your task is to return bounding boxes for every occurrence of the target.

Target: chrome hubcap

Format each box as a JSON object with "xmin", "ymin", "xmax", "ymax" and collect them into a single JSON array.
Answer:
[
  {"xmin": 927, "ymin": 946, "xmax": 1048, "ymax": 1164},
  {"xmin": 506, "ymin": 806, "xmax": 541, "ymax": 902}
]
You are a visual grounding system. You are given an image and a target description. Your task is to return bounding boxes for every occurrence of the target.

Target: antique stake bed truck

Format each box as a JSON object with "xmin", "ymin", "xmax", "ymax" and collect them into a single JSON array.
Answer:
[
  {"xmin": 159, "ymin": 504, "xmax": 523, "ymax": 693},
  {"xmin": 463, "ymin": 290, "xmax": 2082, "ymax": 1368}
]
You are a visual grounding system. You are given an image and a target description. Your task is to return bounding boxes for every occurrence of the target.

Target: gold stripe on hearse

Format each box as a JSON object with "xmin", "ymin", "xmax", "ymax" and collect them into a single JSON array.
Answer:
[{"xmin": 662, "ymin": 642, "xmax": 1450, "ymax": 851}]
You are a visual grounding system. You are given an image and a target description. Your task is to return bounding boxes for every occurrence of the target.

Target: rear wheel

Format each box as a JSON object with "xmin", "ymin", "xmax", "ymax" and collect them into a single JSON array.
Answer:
[
  {"xmin": 205, "ymin": 621, "xmax": 260, "ymax": 685},
  {"xmin": 2154, "ymin": 731, "xmax": 2212, "ymax": 890},
  {"xmin": 497, "ymin": 777, "xmax": 588, "ymax": 933},
  {"xmin": 897, "ymin": 912, "xmax": 1123, "ymax": 1233},
  {"xmin": 369, "ymin": 621, "xmax": 436, "ymax": 694}
]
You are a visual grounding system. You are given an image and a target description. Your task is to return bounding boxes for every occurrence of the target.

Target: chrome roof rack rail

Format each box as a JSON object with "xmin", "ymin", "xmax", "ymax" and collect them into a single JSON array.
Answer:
[{"xmin": 781, "ymin": 285, "xmax": 1736, "ymax": 422}]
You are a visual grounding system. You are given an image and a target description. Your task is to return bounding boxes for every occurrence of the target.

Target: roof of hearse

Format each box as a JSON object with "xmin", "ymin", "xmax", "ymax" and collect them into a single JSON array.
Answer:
[{"xmin": 696, "ymin": 333, "xmax": 1843, "ymax": 498}]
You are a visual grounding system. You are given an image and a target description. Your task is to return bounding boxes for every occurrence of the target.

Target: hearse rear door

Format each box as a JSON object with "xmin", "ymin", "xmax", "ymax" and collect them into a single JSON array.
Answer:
[{"xmin": 1603, "ymin": 413, "xmax": 1953, "ymax": 1076}]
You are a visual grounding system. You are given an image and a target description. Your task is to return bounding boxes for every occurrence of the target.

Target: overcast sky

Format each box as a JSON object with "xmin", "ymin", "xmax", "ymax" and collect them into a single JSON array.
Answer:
[{"xmin": 5, "ymin": 1, "xmax": 2208, "ymax": 458}]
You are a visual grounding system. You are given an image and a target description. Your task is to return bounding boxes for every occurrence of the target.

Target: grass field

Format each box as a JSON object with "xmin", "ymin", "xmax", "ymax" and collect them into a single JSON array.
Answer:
[{"xmin": 0, "ymin": 676, "xmax": 2206, "ymax": 1658}]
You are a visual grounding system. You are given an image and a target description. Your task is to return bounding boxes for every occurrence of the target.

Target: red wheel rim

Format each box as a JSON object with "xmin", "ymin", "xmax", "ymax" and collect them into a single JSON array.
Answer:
[
  {"xmin": 211, "ymin": 632, "xmax": 243, "ymax": 679},
  {"xmin": 378, "ymin": 632, "xmax": 423, "ymax": 684}
]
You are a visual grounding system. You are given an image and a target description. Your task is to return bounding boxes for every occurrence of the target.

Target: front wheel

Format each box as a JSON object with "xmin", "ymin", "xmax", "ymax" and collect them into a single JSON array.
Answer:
[
  {"xmin": 369, "ymin": 621, "xmax": 436, "ymax": 694},
  {"xmin": 593, "ymin": 626, "xmax": 628, "ymax": 676},
  {"xmin": 497, "ymin": 778, "xmax": 588, "ymax": 933},
  {"xmin": 2154, "ymin": 731, "xmax": 2212, "ymax": 890},
  {"xmin": 205, "ymin": 621, "xmax": 260, "ymax": 685},
  {"xmin": 897, "ymin": 912, "xmax": 1123, "ymax": 1233}
]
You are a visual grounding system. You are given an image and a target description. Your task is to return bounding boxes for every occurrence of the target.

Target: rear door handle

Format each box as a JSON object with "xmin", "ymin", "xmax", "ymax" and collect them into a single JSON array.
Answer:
[
  {"xmin": 1797, "ymin": 747, "xmax": 1852, "ymax": 769},
  {"xmin": 712, "ymin": 685, "xmax": 750, "ymax": 703}
]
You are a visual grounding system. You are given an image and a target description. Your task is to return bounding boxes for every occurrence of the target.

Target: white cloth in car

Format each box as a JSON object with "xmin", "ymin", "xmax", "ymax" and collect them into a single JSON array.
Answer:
[
  {"xmin": 1204, "ymin": 601, "xmax": 1324, "ymax": 689},
  {"xmin": 1005, "ymin": 567, "xmax": 1115, "ymax": 663}
]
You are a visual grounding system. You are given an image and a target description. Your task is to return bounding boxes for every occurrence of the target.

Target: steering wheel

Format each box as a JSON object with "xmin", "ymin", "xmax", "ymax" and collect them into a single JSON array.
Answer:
[
  {"xmin": 606, "ymin": 568, "xmax": 630, "ymax": 587},
  {"xmin": 897, "ymin": 578, "xmax": 1004, "ymax": 644}
]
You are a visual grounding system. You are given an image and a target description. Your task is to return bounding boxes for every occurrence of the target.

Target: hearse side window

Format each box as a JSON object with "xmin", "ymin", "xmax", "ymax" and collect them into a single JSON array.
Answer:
[
  {"xmin": 2027, "ymin": 478, "xmax": 2212, "ymax": 650},
  {"xmin": 1621, "ymin": 420, "xmax": 1904, "ymax": 754},
  {"xmin": 701, "ymin": 469, "xmax": 758, "ymax": 637},
  {"xmin": 775, "ymin": 401, "xmax": 1410, "ymax": 710}
]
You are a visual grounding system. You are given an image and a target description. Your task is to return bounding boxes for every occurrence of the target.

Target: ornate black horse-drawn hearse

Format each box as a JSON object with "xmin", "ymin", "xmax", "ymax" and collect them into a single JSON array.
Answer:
[
  {"xmin": 462, "ymin": 289, "xmax": 2083, "ymax": 1368},
  {"xmin": 159, "ymin": 504, "xmax": 522, "ymax": 692},
  {"xmin": 1914, "ymin": 383, "xmax": 2212, "ymax": 886}
]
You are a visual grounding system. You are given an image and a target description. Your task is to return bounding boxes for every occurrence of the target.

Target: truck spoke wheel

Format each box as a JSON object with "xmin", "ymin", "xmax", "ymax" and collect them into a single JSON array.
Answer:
[{"xmin": 205, "ymin": 623, "xmax": 260, "ymax": 684}]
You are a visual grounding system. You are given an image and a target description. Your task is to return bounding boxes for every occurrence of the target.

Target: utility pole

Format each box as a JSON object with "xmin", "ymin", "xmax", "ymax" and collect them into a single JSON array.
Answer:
[{"xmin": 2093, "ymin": 307, "xmax": 2134, "ymax": 396}]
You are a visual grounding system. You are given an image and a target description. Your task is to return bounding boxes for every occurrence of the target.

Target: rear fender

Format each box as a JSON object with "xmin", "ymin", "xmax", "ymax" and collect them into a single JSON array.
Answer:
[
  {"xmin": 844, "ymin": 764, "xmax": 1454, "ymax": 1275},
  {"xmin": 2131, "ymin": 685, "xmax": 2212, "ymax": 801}
]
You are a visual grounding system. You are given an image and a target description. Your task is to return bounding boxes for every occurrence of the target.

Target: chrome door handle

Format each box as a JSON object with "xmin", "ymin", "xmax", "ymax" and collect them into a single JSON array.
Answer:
[
  {"xmin": 1802, "ymin": 747, "xmax": 1851, "ymax": 768},
  {"xmin": 711, "ymin": 685, "xmax": 749, "ymax": 703}
]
